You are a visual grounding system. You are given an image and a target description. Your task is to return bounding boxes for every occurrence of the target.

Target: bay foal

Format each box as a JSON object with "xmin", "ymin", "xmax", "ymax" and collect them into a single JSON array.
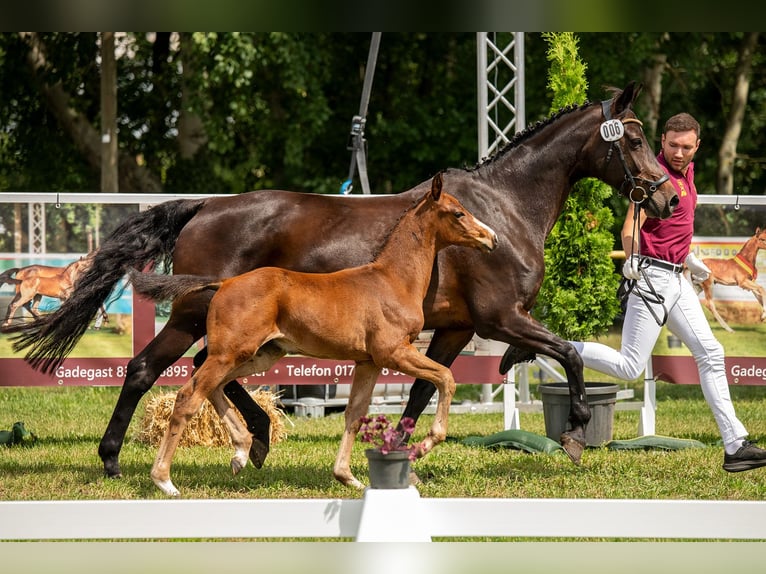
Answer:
[{"xmin": 129, "ymin": 173, "xmax": 497, "ymax": 496}]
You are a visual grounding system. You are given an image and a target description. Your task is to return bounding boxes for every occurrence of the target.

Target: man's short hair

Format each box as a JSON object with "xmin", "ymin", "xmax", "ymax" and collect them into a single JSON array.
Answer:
[{"xmin": 664, "ymin": 113, "xmax": 700, "ymax": 138}]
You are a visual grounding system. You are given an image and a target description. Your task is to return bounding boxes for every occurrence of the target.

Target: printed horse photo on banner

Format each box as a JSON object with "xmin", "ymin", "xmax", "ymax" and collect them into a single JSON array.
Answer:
[
  {"xmin": 7, "ymin": 82, "xmax": 678, "ymax": 479},
  {"xmin": 689, "ymin": 227, "xmax": 766, "ymax": 333},
  {"xmin": 0, "ymin": 254, "xmax": 132, "ymax": 360},
  {"xmin": 0, "ymin": 254, "xmax": 107, "ymax": 329}
]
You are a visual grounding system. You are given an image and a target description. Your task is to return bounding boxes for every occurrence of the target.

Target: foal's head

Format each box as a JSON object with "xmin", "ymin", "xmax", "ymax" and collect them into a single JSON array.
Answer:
[{"xmin": 423, "ymin": 172, "xmax": 498, "ymax": 253}]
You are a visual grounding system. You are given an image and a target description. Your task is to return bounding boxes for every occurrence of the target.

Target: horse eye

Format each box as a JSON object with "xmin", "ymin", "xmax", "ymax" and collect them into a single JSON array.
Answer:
[
  {"xmin": 454, "ymin": 211, "xmax": 465, "ymax": 219},
  {"xmin": 630, "ymin": 138, "xmax": 642, "ymax": 149}
]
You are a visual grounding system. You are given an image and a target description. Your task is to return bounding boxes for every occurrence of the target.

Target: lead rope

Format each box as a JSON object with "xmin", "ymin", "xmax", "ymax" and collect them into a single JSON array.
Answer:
[{"xmin": 623, "ymin": 204, "xmax": 671, "ymax": 327}]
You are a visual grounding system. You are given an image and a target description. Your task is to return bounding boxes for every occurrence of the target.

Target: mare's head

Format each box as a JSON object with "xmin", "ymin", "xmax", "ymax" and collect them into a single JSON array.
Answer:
[
  {"xmin": 422, "ymin": 172, "xmax": 498, "ymax": 253},
  {"xmin": 590, "ymin": 82, "xmax": 678, "ymax": 219}
]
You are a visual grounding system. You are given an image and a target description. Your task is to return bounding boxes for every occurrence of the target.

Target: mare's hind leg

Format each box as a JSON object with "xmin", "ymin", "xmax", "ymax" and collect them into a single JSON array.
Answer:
[
  {"xmin": 99, "ymin": 322, "xmax": 201, "ymax": 478},
  {"xmin": 208, "ymin": 386, "xmax": 252, "ymax": 476},
  {"xmin": 385, "ymin": 343, "xmax": 456, "ymax": 457},
  {"xmin": 333, "ymin": 361, "xmax": 380, "ymax": 488},
  {"xmin": 27, "ymin": 294, "xmax": 43, "ymax": 318}
]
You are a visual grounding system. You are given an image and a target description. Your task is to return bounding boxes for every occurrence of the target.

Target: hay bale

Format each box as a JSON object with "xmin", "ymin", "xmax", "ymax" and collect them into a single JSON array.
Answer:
[{"xmin": 136, "ymin": 386, "xmax": 287, "ymax": 448}]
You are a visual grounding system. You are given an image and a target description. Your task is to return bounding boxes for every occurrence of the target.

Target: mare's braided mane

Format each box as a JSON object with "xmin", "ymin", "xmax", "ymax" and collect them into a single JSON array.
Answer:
[{"xmin": 468, "ymin": 100, "xmax": 594, "ymax": 171}]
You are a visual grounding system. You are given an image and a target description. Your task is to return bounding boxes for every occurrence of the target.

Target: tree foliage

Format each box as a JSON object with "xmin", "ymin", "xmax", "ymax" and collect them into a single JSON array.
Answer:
[{"xmin": 1, "ymin": 32, "xmax": 766, "ymax": 252}]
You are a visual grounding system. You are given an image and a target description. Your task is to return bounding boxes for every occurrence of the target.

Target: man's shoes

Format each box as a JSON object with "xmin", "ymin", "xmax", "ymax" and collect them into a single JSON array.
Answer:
[{"xmin": 723, "ymin": 440, "xmax": 766, "ymax": 472}]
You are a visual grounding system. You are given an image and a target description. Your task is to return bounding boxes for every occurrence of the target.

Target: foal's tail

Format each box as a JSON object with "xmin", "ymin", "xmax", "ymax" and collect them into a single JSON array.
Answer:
[
  {"xmin": 0, "ymin": 268, "xmax": 20, "ymax": 288},
  {"xmin": 128, "ymin": 269, "xmax": 221, "ymax": 302},
  {"xmin": 7, "ymin": 198, "xmax": 209, "ymax": 373}
]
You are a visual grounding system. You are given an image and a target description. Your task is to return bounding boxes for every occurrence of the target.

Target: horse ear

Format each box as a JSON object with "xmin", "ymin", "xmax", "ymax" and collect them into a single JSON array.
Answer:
[
  {"xmin": 614, "ymin": 81, "xmax": 642, "ymax": 114},
  {"xmin": 430, "ymin": 172, "xmax": 443, "ymax": 202}
]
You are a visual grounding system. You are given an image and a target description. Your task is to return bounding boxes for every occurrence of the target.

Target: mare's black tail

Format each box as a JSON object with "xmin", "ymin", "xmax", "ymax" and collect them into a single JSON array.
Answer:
[{"xmin": 7, "ymin": 198, "xmax": 208, "ymax": 373}]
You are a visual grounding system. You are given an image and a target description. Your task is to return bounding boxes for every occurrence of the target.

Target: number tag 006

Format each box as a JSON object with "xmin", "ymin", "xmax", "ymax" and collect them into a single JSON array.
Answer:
[{"xmin": 599, "ymin": 120, "xmax": 624, "ymax": 142}]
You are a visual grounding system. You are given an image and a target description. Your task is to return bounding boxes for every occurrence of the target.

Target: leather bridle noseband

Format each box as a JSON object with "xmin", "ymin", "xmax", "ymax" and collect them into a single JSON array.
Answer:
[{"xmin": 600, "ymin": 99, "xmax": 669, "ymax": 205}]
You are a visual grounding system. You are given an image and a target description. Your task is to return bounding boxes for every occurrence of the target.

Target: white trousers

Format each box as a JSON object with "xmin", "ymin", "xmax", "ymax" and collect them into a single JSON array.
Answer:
[{"xmin": 571, "ymin": 265, "xmax": 747, "ymax": 447}]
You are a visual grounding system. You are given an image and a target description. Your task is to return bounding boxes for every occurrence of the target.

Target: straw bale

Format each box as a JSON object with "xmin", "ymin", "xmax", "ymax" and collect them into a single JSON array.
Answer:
[{"xmin": 136, "ymin": 386, "xmax": 287, "ymax": 448}]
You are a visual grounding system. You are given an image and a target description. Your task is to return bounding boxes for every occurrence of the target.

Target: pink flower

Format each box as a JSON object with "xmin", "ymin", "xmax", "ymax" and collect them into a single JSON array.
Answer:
[{"xmin": 359, "ymin": 414, "xmax": 419, "ymax": 461}]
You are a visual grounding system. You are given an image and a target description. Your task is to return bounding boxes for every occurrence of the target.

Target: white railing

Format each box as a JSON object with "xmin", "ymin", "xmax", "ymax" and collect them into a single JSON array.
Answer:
[{"xmin": 3, "ymin": 488, "xmax": 766, "ymax": 542}]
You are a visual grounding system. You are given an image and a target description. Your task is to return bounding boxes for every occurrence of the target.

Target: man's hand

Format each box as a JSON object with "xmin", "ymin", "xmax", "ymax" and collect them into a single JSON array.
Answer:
[
  {"xmin": 685, "ymin": 252, "xmax": 711, "ymax": 282},
  {"xmin": 622, "ymin": 255, "xmax": 641, "ymax": 280}
]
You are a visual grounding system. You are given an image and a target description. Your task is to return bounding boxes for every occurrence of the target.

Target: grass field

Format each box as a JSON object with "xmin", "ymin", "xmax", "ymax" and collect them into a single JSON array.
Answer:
[{"xmin": 2, "ymin": 382, "xmax": 766, "ymax": 505}]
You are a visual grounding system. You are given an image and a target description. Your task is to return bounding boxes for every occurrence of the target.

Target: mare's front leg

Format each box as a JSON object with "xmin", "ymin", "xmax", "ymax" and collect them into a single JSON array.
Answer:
[
  {"xmin": 333, "ymin": 361, "xmax": 380, "ymax": 489},
  {"xmin": 208, "ymin": 386, "xmax": 252, "ymax": 476},
  {"xmin": 387, "ymin": 343, "xmax": 456, "ymax": 457}
]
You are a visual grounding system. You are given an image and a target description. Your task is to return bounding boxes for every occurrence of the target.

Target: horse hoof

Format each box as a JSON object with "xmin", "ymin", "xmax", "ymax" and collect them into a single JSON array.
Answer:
[
  {"xmin": 153, "ymin": 478, "xmax": 180, "ymax": 498},
  {"xmin": 499, "ymin": 345, "xmax": 537, "ymax": 375},
  {"xmin": 249, "ymin": 439, "xmax": 269, "ymax": 469},
  {"xmin": 231, "ymin": 453, "xmax": 248, "ymax": 476},
  {"xmin": 560, "ymin": 432, "xmax": 585, "ymax": 465},
  {"xmin": 102, "ymin": 461, "xmax": 122, "ymax": 479}
]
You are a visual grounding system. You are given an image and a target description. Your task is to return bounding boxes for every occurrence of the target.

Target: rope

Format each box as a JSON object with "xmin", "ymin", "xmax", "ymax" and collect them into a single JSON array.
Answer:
[{"xmin": 341, "ymin": 33, "xmax": 381, "ymax": 195}]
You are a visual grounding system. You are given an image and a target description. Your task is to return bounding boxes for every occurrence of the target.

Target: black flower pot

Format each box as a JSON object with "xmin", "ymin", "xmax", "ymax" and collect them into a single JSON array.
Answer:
[{"xmin": 364, "ymin": 449, "xmax": 411, "ymax": 489}]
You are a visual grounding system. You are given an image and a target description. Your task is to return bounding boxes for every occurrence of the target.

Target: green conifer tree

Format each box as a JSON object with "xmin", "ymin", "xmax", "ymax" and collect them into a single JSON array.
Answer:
[{"xmin": 534, "ymin": 32, "xmax": 621, "ymax": 339}]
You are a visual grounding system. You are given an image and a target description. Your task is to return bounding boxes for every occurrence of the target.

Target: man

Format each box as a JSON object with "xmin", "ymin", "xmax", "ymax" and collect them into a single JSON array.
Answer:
[{"xmin": 571, "ymin": 112, "xmax": 766, "ymax": 472}]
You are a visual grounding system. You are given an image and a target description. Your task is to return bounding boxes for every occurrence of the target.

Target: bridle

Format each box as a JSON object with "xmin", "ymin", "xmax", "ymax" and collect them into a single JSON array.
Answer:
[
  {"xmin": 601, "ymin": 99, "xmax": 675, "ymax": 326},
  {"xmin": 600, "ymin": 99, "xmax": 669, "ymax": 205}
]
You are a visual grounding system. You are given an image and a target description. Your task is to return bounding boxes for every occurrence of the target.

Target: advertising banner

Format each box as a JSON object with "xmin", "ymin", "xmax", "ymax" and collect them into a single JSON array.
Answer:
[
  {"xmin": 0, "ymin": 197, "xmax": 503, "ymax": 388},
  {"xmin": 651, "ymin": 230, "xmax": 766, "ymax": 386}
]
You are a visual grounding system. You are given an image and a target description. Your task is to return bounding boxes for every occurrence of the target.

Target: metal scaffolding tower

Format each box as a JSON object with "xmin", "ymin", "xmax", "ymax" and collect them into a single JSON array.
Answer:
[{"xmin": 476, "ymin": 32, "xmax": 525, "ymax": 160}]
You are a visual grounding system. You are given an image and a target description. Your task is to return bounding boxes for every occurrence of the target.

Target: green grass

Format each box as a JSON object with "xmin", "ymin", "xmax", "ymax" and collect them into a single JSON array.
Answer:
[
  {"xmin": 2, "ymin": 379, "xmax": 766, "ymax": 545},
  {"xmin": 2, "ymin": 383, "xmax": 766, "ymax": 505}
]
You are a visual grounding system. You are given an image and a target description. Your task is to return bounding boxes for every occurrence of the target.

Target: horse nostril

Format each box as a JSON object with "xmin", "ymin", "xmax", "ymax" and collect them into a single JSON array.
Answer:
[{"xmin": 670, "ymin": 195, "xmax": 680, "ymax": 207}]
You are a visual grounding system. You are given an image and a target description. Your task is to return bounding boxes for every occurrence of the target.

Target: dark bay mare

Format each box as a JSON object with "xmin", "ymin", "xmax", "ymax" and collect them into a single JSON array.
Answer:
[
  {"xmin": 9, "ymin": 82, "xmax": 678, "ymax": 477},
  {"xmin": 128, "ymin": 174, "xmax": 498, "ymax": 495}
]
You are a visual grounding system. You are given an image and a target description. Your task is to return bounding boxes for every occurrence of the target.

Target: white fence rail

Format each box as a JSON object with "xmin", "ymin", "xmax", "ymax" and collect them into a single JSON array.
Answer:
[{"xmin": 3, "ymin": 488, "xmax": 766, "ymax": 542}]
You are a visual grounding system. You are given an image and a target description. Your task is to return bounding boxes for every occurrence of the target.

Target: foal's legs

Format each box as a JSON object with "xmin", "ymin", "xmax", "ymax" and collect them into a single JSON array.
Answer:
[
  {"xmin": 400, "ymin": 328, "xmax": 474, "ymax": 433},
  {"xmin": 151, "ymin": 359, "xmax": 227, "ymax": 497},
  {"xmin": 207, "ymin": 386, "xmax": 252, "ymax": 476},
  {"xmin": 195, "ymin": 346, "xmax": 273, "ymax": 468},
  {"xmin": 333, "ymin": 361, "xmax": 381, "ymax": 488},
  {"xmin": 385, "ymin": 343, "xmax": 456, "ymax": 456}
]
